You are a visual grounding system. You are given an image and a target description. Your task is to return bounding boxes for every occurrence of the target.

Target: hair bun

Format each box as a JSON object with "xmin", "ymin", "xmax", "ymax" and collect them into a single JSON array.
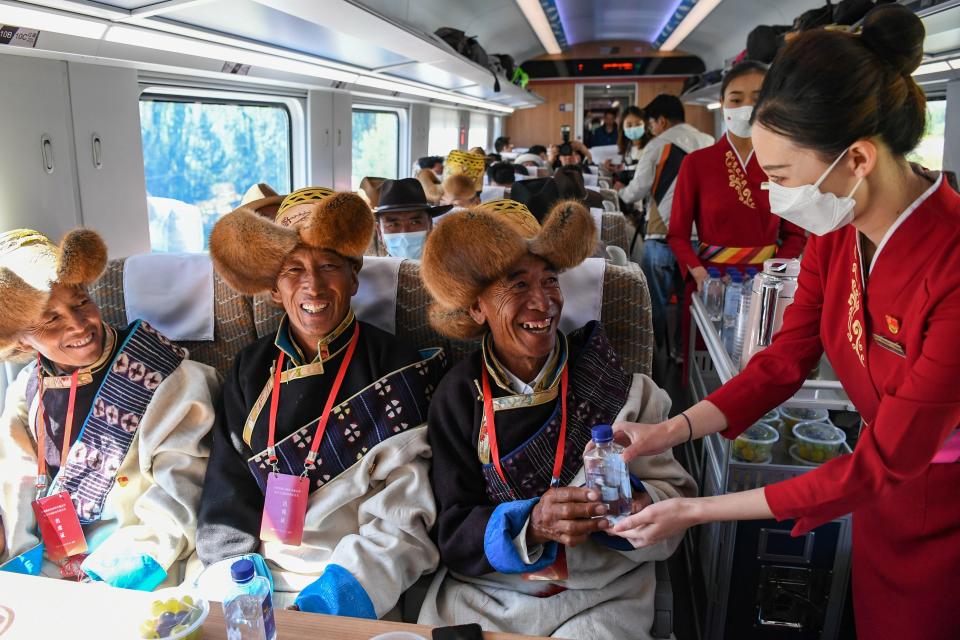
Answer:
[{"xmin": 860, "ymin": 4, "xmax": 925, "ymax": 76}]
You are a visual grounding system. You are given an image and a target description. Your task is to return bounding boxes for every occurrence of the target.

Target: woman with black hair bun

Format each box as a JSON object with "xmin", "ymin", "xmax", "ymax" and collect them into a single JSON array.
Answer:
[
  {"xmin": 611, "ymin": 6, "xmax": 960, "ymax": 638},
  {"xmin": 667, "ymin": 60, "xmax": 807, "ymax": 373}
]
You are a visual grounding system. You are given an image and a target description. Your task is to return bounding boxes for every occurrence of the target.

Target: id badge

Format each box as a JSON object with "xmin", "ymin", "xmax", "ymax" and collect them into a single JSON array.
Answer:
[
  {"xmin": 523, "ymin": 545, "xmax": 569, "ymax": 582},
  {"xmin": 260, "ymin": 473, "xmax": 309, "ymax": 546},
  {"xmin": 31, "ymin": 492, "xmax": 87, "ymax": 561}
]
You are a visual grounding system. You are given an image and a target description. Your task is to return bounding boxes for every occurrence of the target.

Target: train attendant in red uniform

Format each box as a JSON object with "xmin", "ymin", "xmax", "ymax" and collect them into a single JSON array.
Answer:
[
  {"xmin": 668, "ymin": 61, "xmax": 807, "ymax": 366},
  {"xmin": 609, "ymin": 7, "xmax": 960, "ymax": 639}
]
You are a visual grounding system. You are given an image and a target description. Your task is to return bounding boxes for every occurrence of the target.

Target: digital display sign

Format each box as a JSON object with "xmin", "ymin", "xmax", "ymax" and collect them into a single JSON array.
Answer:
[{"xmin": 522, "ymin": 56, "xmax": 705, "ymax": 79}]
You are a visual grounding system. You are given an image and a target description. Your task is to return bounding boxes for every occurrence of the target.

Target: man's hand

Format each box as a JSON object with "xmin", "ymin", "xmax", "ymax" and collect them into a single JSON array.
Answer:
[{"xmin": 528, "ymin": 487, "xmax": 609, "ymax": 547}]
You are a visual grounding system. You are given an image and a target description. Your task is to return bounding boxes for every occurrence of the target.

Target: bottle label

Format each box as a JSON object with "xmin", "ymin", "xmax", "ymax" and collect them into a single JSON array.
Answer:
[{"xmin": 261, "ymin": 592, "xmax": 277, "ymax": 640}]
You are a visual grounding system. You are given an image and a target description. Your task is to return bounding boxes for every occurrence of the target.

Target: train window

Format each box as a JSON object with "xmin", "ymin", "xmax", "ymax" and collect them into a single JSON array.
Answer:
[
  {"xmin": 907, "ymin": 99, "xmax": 947, "ymax": 171},
  {"xmin": 352, "ymin": 108, "xmax": 400, "ymax": 190},
  {"xmin": 139, "ymin": 96, "xmax": 292, "ymax": 252},
  {"xmin": 468, "ymin": 112, "xmax": 489, "ymax": 151},
  {"xmin": 428, "ymin": 107, "xmax": 460, "ymax": 157}
]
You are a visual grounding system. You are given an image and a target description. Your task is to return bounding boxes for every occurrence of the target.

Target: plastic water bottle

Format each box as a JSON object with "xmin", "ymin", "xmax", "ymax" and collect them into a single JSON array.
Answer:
[
  {"xmin": 732, "ymin": 269, "xmax": 754, "ymax": 367},
  {"xmin": 583, "ymin": 424, "xmax": 634, "ymax": 524},
  {"xmin": 223, "ymin": 559, "xmax": 277, "ymax": 640},
  {"xmin": 701, "ymin": 267, "xmax": 725, "ymax": 323},
  {"xmin": 722, "ymin": 271, "xmax": 744, "ymax": 356}
]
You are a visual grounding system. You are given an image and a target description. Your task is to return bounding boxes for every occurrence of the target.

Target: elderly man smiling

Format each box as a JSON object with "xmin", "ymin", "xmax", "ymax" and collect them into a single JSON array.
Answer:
[
  {"xmin": 416, "ymin": 199, "xmax": 696, "ymax": 639},
  {"xmin": 196, "ymin": 188, "xmax": 444, "ymax": 618}
]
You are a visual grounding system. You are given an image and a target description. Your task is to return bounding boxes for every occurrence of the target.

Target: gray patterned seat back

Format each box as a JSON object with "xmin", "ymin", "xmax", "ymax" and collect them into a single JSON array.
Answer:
[{"xmin": 89, "ymin": 259, "xmax": 258, "ymax": 377}]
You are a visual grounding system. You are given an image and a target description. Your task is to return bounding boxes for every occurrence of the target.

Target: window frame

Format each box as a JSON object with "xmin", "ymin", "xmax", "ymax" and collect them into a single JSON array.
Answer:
[{"xmin": 351, "ymin": 104, "xmax": 407, "ymax": 187}]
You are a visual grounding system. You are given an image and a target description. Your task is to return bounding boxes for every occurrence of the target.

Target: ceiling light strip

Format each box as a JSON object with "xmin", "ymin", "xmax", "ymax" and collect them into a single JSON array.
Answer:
[
  {"xmin": 515, "ymin": 0, "xmax": 562, "ymax": 55},
  {"xmin": 659, "ymin": 0, "xmax": 723, "ymax": 51}
]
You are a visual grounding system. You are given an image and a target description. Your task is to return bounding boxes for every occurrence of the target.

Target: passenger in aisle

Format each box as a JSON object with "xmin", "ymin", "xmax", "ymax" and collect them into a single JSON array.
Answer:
[
  {"xmin": 0, "ymin": 229, "xmax": 218, "ymax": 590},
  {"xmin": 617, "ymin": 93, "xmax": 714, "ymax": 360},
  {"xmin": 494, "ymin": 136, "xmax": 513, "ymax": 155},
  {"xmin": 373, "ymin": 178, "xmax": 452, "ymax": 260},
  {"xmin": 197, "ymin": 189, "xmax": 443, "ymax": 617},
  {"xmin": 416, "ymin": 200, "xmax": 696, "ymax": 639},
  {"xmin": 611, "ymin": 7, "xmax": 960, "ymax": 640},
  {"xmin": 589, "ymin": 107, "xmax": 620, "ymax": 148}
]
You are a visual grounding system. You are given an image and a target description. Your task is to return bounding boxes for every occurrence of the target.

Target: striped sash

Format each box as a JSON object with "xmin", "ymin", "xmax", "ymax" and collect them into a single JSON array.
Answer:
[
  {"xmin": 698, "ymin": 242, "xmax": 777, "ymax": 265},
  {"xmin": 47, "ymin": 321, "xmax": 185, "ymax": 524}
]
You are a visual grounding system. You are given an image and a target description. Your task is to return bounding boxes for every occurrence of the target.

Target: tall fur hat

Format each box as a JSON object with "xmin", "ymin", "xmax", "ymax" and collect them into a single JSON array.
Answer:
[
  {"xmin": 209, "ymin": 190, "xmax": 374, "ymax": 295},
  {"xmin": 0, "ymin": 228, "xmax": 108, "ymax": 359},
  {"xmin": 443, "ymin": 149, "xmax": 486, "ymax": 192},
  {"xmin": 421, "ymin": 199, "xmax": 595, "ymax": 340}
]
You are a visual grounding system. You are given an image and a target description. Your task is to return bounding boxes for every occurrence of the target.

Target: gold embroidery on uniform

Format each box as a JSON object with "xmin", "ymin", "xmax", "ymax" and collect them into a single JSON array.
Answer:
[
  {"xmin": 847, "ymin": 261, "xmax": 866, "ymax": 367},
  {"xmin": 725, "ymin": 150, "xmax": 756, "ymax": 209}
]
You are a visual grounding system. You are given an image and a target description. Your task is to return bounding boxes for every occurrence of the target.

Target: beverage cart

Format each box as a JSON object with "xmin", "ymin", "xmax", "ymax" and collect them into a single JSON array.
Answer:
[{"xmin": 684, "ymin": 295, "xmax": 857, "ymax": 640}]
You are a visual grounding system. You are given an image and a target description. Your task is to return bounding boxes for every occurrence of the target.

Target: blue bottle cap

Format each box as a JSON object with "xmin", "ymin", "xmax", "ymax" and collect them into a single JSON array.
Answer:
[
  {"xmin": 707, "ymin": 267, "xmax": 721, "ymax": 277},
  {"xmin": 746, "ymin": 268, "xmax": 758, "ymax": 277},
  {"xmin": 231, "ymin": 558, "xmax": 255, "ymax": 583},
  {"xmin": 730, "ymin": 271, "xmax": 743, "ymax": 283},
  {"xmin": 591, "ymin": 424, "xmax": 613, "ymax": 443},
  {"xmin": 725, "ymin": 267, "xmax": 737, "ymax": 275}
]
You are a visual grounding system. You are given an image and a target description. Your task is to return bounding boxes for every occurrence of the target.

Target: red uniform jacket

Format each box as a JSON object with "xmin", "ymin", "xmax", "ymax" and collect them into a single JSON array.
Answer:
[
  {"xmin": 709, "ymin": 175, "xmax": 960, "ymax": 640},
  {"xmin": 668, "ymin": 134, "xmax": 807, "ymax": 278}
]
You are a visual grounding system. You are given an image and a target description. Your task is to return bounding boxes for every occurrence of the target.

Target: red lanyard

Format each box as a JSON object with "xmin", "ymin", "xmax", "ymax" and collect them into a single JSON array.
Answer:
[
  {"xmin": 35, "ymin": 359, "xmax": 80, "ymax": 490},
  {"xmin": 481, "ymin": 363, "xmax": 569, "ymax": 490},
  {"xmin": 267, "ymin": 323, "xmax": 360, "ymax": 472}
]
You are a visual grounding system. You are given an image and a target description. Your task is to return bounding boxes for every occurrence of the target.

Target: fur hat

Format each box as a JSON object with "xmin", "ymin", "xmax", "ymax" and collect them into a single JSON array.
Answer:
[
  {"xmin": 443, "ymin": 150, "xmax": 486, "ymax": 192},
  {"xmin": 421, "ymin": 199, "xmax": 595, "ymax": 340},
  {"xmin": 209, "ymin": 190, "xmax": 374, "ymax": 295},
  {"xmin": 0, "ymin": 228, "xmax": 108, "ymax": 359}
]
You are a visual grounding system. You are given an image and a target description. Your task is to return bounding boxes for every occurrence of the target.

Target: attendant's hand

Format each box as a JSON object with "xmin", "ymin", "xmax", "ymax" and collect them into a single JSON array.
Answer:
[
  {"xmin": 612, "ymin": 497, "xmax": 700, "ymax": 547},
  {"xmin": 528, "ymin": 487, "xmax": 609, "ymax": 547},
  {"xmin": 602, "ymin": 158, "xmax": 615, "ymax": 173},
  {"xmin": 612, "ymin": 419, "xmax": 685, "ymax": 462},
  {"xmin": 690, "ymin": 266, "xmax": 709, "ymax": 293}
]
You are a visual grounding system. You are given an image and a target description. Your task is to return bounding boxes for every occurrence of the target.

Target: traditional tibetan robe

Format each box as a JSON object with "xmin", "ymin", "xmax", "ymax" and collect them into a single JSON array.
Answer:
[
  {"xmin": 708, "ymin": 173, "xmax": 960, "ymax": 640},
  {"xmin": 668, "ymin": 133, "xmax": 807, "ymax": 277},
  {"xmin": 0, "ymin": 321, "xmax": 218, "ymax": 590},
  {"xmin": 196, "ymin": 310, "xmax": 444, "ymax": 616},
  {"xmin": 419, "ymin": 322, "xmax": 696, "ymax": 639}
]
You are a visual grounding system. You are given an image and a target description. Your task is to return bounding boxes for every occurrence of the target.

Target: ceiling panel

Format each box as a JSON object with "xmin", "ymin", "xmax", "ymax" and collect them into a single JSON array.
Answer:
[
  {"xmin": 386, "ymin": 62, "xmax": 481, "ymax": 90},
  {"xmin": 164, "ymin": 0, "xmax": 410, "ymax": 69},
  {"xmin": 555, "ymin": 0, "xmax": 680, "ymax": 45}
]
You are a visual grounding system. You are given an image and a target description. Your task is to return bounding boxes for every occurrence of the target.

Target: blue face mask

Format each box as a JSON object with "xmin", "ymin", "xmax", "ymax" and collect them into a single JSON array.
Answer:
[
  {"xmin": 383, "ymin": 230, "xmax": 428, "ymax": 259},
  {"xmin": 623, "ymin": 124, "xmax": 645, "ymax": 141}
]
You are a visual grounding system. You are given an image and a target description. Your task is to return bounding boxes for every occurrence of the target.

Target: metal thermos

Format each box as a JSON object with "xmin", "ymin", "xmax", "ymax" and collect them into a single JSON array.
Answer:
[{"xmin": 739, "ymin": 258, "xmax": 801, "ymax": 370}]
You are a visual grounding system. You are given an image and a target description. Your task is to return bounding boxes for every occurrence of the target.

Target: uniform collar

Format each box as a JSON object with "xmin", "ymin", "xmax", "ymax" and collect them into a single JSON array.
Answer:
[
  {"xmin": 274, "ymin": 308, "xmax": 357, "ymax": 367},
  {"xmin": 482, "ymin": 332, "xmax": 568, "ymax": 395},
  {"xmin": 39, "ymin": 323, "xmax": 117, "ymax": 386}
]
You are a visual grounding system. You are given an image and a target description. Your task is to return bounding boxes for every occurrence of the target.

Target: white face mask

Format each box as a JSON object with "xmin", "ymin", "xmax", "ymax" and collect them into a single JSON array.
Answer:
[
  {"xmin": 382, "ymin": 230, "xmax": 428, "ymax": 259},
  {"xmin": 762, "ymin": 147, "xmax": 863, "ymax": 236},
  {"xmin": 723, "ymin": 105, "xmax": 753, "ymax": 138}
]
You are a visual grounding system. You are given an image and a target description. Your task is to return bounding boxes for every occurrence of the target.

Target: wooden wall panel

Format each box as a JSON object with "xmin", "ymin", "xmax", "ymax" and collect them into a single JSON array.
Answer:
[
  {"xmin": 505, "ymin": 78, "xmax": 715, "ymax": 148},
  {"xmin": 504, "ymin": 82, "xmax": 575, "ymax": 149}
]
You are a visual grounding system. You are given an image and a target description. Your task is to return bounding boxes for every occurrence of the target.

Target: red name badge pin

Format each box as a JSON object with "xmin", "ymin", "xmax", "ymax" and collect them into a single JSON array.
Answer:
[
  {"xmin": 260, "ymin": 473, "xmax": 309, "ymax": 546},
  {"xmin": 31, "ymin": 491, "xmax": 88, "ymax": 561}
]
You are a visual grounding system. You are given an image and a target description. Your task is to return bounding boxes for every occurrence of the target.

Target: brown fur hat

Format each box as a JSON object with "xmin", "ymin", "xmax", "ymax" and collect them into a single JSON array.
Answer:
[
  {"xmin": 421, "ymin": 199, "xmax": 595, "ymax": 340},
  {"xmin": 0, "ymin": 228, "xmax": 108, "ymax": 358},
  {"xmin": 209, "ymin": 191, "xmax": 374, "ymax": 295}
]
